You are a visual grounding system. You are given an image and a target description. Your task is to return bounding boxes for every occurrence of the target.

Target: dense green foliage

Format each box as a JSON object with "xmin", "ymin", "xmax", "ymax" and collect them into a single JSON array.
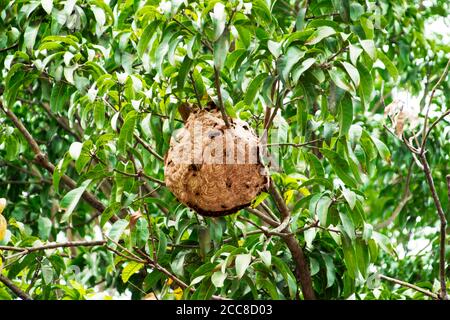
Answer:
[{"xmin": 0, "ymin": 0, "xmax": 449, "ymax": 300}]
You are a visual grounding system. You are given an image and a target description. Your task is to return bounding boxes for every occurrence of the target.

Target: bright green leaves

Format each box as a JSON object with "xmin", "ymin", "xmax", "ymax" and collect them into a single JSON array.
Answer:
[
  {"xmin": 60, "ymin": 179, "xmax": 92, "ymax": 222},
  {"xmin": 305, "ymin": 26, "xmax": 336, "ymax": 45},
  {"xmin": 235, "ymin": 254, "xmax": 251, "ymax": 279},
  {"xmin": 50, "ymin": 82, "xmax": 72, "ymax": 113},
  {"xmin": 267, "ymin": 40, "xmax": 282, "ymax": 58},
  {"xmin": 321, "ymin": 149, "xmax": 357, "ymax": 188},
  {"xmin": 4, "ymin": 63, "xmax": 26, "ymax": 107},
  {"xmin": 24, "ymin": 23, "xmax": 40, "ymax": 51},
  {"xmin": 292, "ymin": 58, "xmax": 316, "ymax": 84},
  {"xmin": 244, "ymin": 73, "xmax": 268, "ymax": 106},
  {"xmin": 41, "ymin": 0, "xmax": 53, "ymax": 15},
  {"xmin": 118, "ymin": 111, "xmax": 138, "ymax": 154},
  {"xmin": 131, "ymin": 217, "xmax": 149, "ymax": 248},
  {"xmin": 122, "ymin": 261, "xmax": 144, "ymax": 283},
  {"xmin": 360, "ymin": 39, "xmax": 376, "ymax": 60},
  {"xmin": 214, "ymin": 31, "xmax": 230, "ymax": 71},
  {"xmin": 328, "ymin": 67, "xmax": 354, "ymax": 93},
  {"xmin": 316, "ymin": 195, "xmax": 333, "ymax": 226},
  {"xmin": 349, "ymin": 44, "xmax": 363, "ymax": 65},
  {"xmin": 369, "ymin": 135, "xmax": 391, "ymax": 164},
  {"xmin": 279, "ymin": 46, "xmax": 305, "ymax": 83},
  {"xmin": 340, "ymin": 61, "xmax": 360, "ymax": 87},
  {"xmin": 210, "ymin": 2, "xmax": 226, "ymax": 41},
  {"xmin": 108, "ymin": 219, "xmax": 129, "ymax": 248},
  {"xmin": 377, "ymin": 50, "xmax": 399, "ymax": 81},
  {"xmin": 137, "ymin": 21, "xmax": 158, "ymax": 58},
  {"xmin": 338, "ymin": 93, "xmax": 353, "ymax": 137},
  {"xmin": 177, "ymin": 57, "xmax": 193, "ymax": 93},
  {"xmin": 357, "ymin": 63, "xmax": 373, "ymax": 106},
  {"xmin": 211, "ymin": 270, "xmax": 227, "ymax": 288}
]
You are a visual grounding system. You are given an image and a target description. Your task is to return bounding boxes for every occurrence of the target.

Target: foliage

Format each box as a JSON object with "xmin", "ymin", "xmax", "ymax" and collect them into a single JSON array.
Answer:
[{"xmin": 0, "ymin": 0, "xmax": 449, "ymax": 300}]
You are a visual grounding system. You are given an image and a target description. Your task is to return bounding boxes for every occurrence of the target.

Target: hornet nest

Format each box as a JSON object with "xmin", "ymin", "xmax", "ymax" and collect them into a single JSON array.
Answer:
[{"xmin": 164, "ymin": 103, "xmax": 268, "ymax": 217}]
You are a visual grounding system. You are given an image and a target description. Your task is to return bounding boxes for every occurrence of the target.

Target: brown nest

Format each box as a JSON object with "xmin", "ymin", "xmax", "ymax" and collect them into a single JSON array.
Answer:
[{"xmin": 164, "ymin": 108, "xmax": 268, "ymax": 217}]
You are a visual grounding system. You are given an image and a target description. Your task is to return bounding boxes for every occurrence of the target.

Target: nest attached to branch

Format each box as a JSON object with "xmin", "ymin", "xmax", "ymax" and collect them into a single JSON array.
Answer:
[{"xmin": 164, "ymin": 108, "xmax": 268, "ymax": 217}]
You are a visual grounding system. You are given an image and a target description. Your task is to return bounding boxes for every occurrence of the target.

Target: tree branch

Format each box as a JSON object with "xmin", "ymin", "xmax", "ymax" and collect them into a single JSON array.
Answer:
[
  {"xmin": 0, "ymin": 103, "xmax": 116, "ymax": 222},
  {"xmin": 213, "ymin": 67, "xmax": 231, "ymax": 127},
  {"xmin": 268, "ymin": 181, "xmax": 316, "ymax": 300},
  {"xmin": 379, "ymin": 274, "xmax": 439, "ymax": 300},
  {"xmin": 419, "ymin": 153, "xmax": 448, "ymax": 300},
  {"xmin": 0, "ymin": 274, "xmax": 32, "ymax": 300}
]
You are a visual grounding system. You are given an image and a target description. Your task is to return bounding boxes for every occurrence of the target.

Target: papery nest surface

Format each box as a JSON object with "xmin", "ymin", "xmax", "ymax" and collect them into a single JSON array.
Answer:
[{"xmin": 164, "ymin": 108, "xmax": 268, "ymax": 217}]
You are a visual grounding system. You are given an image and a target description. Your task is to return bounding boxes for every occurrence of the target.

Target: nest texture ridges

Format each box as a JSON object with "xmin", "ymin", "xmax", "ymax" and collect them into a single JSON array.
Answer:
[{"xmin": 164, "ymin": 109, "xmax": 268, "ymax": 217}]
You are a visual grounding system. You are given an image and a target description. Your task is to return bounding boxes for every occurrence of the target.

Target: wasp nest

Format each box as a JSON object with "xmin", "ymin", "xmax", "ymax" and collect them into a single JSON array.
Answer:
[{"xmin": 164, "ymin": 108, "xmax": 268, "ymax": 217}]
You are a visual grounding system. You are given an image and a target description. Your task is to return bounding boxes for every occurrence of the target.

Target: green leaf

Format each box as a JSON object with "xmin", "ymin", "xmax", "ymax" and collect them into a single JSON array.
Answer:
[
  {"xmin": 41, "ymin": 262, "xmax": 54, "ymax": 285},
  {"xmin": 69, "ymin": 142, "xmax": 82, "ymax": 160},
  {"xmin": 41, "ymin": 0, "xmax": 53, "ymax": 14},
  {"xmin": 339, "ymin": 93, "xmax": 353, "ymax": 136},
  {"xmin": 377, "ymin": 50, "xmax": 399, "ymax": 81},
  {"xmin": 50, "ymin": 82, "xmax": 70, "ymax": 113},
  {"xmin": 342, "ymin": 235, "xmax": 357, "ymax": 278},
  {"xmin": 60, "ymin": 179, "xmax": 92, "ymax": 222},
  {"xmin": 94, "ymin": 101, "xmax": 106, "ymax": 129},
  {"xmin": 244, "ymin": 73, "xmax": 268, "ymax": 106},
  {"xmin": 257, "ymin": 250, "xmax": 272, "ymax": 267},
  {"xmin": 177, "ymin": 56, "xmax": 193, "ymax": 93},
  {"xmin": 211, "ymin": 2, "xmax": 226, "ymax": 41},
  {"xmin": 118, "ymin": 111, "xmax": 138, "ymax": 153},
  {"xmin": 108, "ymin": 219, "xmax": 129, "ymax": 247},
  {"xmin": 133, "ymin": 218, "xmax": 149, "ymax": 248},
  {"xmin": 340, "ymin": 61, "xmax": 360, "ymax": 87},
  {"xmin": 192, "ymin": 68, "xmax": 206, "ymax": 98},
  {"xmin": 279, "ymin": 46, "xmax": 305, "ymax": 82},
  {"xmin": 355, "ymin": 238, "xmax": 369, "ymax": 278},
  {"xmin": 305, "ymin": 26, "xmax": 336, "ymax": 45},
  {"xmin": 267, "ymin": 40, "xmax": 282, "ymax": 58},
  {"xmin": 316, "ymin": 195, "xmax": 333, "ymax": 226},
  {"xmin": 342, "ymin": 187, "xmax": 356, "ymax": 210},
  {"xmin": 349, "ymin": 3, "xmax": 364, "ymax": 21},
  {"xmin": 321, "ymin": 149, "xmax": 357, "ymax": 188},
  {"xmin": 339, "ymin": 212, "xmax": 356, "ymax": 240},
  {"xmin": 251, "ymin": 192, "xmax": 269, "ymax": 208},
  {"xmin": 213, "ymin": 31, "xmax": 230, "ymax": 71},
  {"xmin": 273, "ymin": 256, "xmax": 297, "ymax": 298},
  {"xmin": 369, "ymin": 135, "xmax": 391, "ymax": 163},
  {"xmin": 24, "ymin": 23, "xmax": 40, "ymax": 51},
  {"xmin": 292, "ymin": 57, "xmax": 316, "ymax": 84},
  {"xmin": 328, "ymin": 67, "xmax": 354, "ymax": 93},
  {"xmin": 360, "ymin": 39, "xmax": 376, "ymax": 60},
  {"xmin": 360, "ymin": 17, "xmax": 374, "ymax": 39},
  {"xmin": 38, "ymin": 217, "xmax": 52, "ymax": 240},
  {"xmin": 4, "ymin": 63, "xmax": 25, "ymax": 107},
  {"xmin": 235, "ymin": 253, "xmax": 251, "ymax": 279},
  {"xmin": 211, "ymin": 271, "xmax": 227, "ymax": 288},
  {"xmin": 357, "ymin": 63, "xmax": 373, "ymax": 106},
  {"xmin": 322, "ymin": 254, "xmax": 336, "ymax": 288},
  {"xmin": 349, "ymin": 44, "xmax": 363, "ymax": 65},
  {"xmin": 101, "ymin": 202, "xmax": 121, "ymax": 227},
  {"xmin": 137, "ymin": 21, "xmax": 157, "ymax": 57},
  {"xmin": 122, "ymin": 261, "xmax": 144, "ymax": 283},
  {"xmin": 157, "ymin": 230, "xmax": 167, "ymax": 259}
]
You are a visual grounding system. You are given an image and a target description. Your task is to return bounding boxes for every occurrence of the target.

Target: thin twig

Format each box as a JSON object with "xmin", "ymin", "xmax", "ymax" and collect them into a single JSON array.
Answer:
[
  {"xmin": 0, "ymin": 102, "xmax": 112, "ymax": 221},
  {"xmin": 0, "ymin": 274, "xmax": 32, "ymax": 300},
  {"xmin": 378, "ymin": 274, "xmax": 439, "ymax": 300},
  {"xmin": 213, "ymin": 67, "xmax": 231, "ymax": 127},
  {"xmin": 419, "ymin": 154, "xmax": 448, "ymax": 300}
]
